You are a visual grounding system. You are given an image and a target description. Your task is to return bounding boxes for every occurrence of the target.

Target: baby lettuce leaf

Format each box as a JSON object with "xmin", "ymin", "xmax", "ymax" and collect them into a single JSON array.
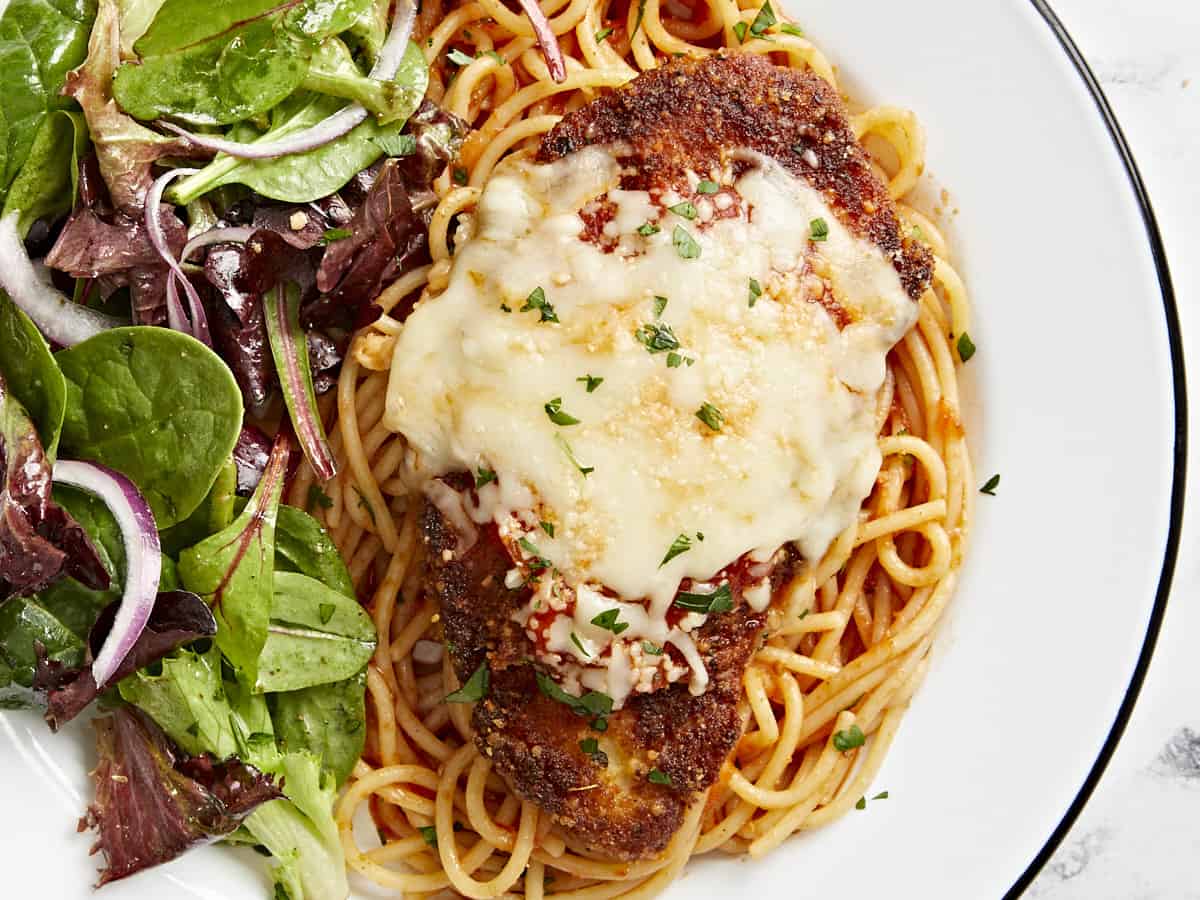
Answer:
[
  {"xmin": 82, "ymin": 705, "xmax": 282, "ymax": 886},
  {"xmin": 35, "ymin": 589, "xmax": 217, "ymax": 729},
  {"xmin": 0, "ymin": 292, "xmax": 66, "ymax": 457},
  {"xmin": 270, "ymin": 670, "xmax": 366, "ymax": 785},
  {"xmin": 168, "ymin": 39, "xmax": 430, "ymax": 205},
  {"xmin": 275, "ymin": 504, "xmax": 354, "ymax": 598},
  {"xmin": 1, "ymin": 110, "xmax": 88, "ymax": 239},
  {"xmin": 62, "ymin": 0, "xmax": 191, "ymax": 214},
  {"xmin": 255, "ymin": 570, "xmax": 375, "ymax": 693},
  {"xmin": 56, "ymin": 327, "xmax": 244, "ymax": 528},
  {"xmin": 0, "ymin": 0, "xmax": 96, "ymax": 198},
  {"xmin": 0, "ymin": 596, "xmax": 85, "ymax": 706},
  {"xmin": 120, "ymin": 643, "xmax": 351, "ymax": 899},
  {"xmin": 301, "ymin": 48, "xmax": 427, "ymax": 124},
  {"xmin": 1, "ymin": 372, "xmax": 108, "ymax": 599},
  {"xmin": 178, "ymin": 436, "xmax": 289, "ymax": 684},
  {"xmin": 113, "ymin": 0, "xmax": 375, "ymax": 125}
]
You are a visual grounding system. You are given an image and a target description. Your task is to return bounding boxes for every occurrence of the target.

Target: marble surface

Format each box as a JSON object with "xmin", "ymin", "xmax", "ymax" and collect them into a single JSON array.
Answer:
[{"xmin": 1027, "ymin": 2, "xmax": 1200, "ymax": 897}]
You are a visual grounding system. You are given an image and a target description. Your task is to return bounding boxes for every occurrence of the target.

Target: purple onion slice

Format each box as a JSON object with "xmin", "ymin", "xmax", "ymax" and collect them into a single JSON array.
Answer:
[
  {"xmin": 51, "ymin": 459, "xmax": 161, "ymax": 688},
  {"xmin": 0, "ymin": 213, "xmax": 121, "ymax": 346}
]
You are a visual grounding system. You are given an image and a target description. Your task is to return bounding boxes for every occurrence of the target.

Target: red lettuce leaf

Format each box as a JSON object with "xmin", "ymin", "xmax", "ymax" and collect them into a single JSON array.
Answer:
[
  {"xmin": 81, "ymin": 706, "xmax": 281, "ymax": 886},
  {"xmin": 33, "ymin": 589, "xmax": 217, "ymax": 730},
  {"xmin": 1, "ymin": 372, "xmax": 108, "ymax": 600}
]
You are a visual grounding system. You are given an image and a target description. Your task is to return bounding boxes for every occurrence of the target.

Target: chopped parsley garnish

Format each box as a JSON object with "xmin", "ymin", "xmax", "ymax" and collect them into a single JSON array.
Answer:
[
  {"xmin": 855, "ymin": 796, "xmax": 867, "ymax": 810},
  {"xmin": 749, "ymin": 0, "xmax": 776, "ymax": 36},
  {"xmin": 539, "ymin": 520, "xmax": 556, "ymax": 537},
  {"xmin": 832, "ymin": 724, "xmax": 866, "ymax": 752},
  {"xmin": 319, "ymin": 227, "xmax": 352, "ymax": 244},
  {"xmin": 647, "ymin": 768, "xmax": 672, "ymax": 785},
  {"xmin": 733, "ymin": 21, "xmax": 747, "ymax": 41},
  {"xmin": 873, "ymin": 791, "xmax": 889, "ymax": 800},
  {"xmin": 518, "ymin": 537, "xmax": 551, "ymax": 572},
  {"xmin": 672, "ymin": 225, "xmax": 701, "ymax": 259},
  {"xmin": 372, "ymin": 133, "xmax": 417, "ymax": 157},
  {"xmin": 748, "ymin": 277, "xmax": 762, "ymax": 307},
  {"xmin": 591, "ymin": 609, "xmax": 630, "ymax": 635},
  {"xmin": 480, "ymin": 49, "xmax": 506, "ymax": 65},
  {"xmin": 778, "ymin": 22, "xmax": 804, "ymax": 36},
  {"xmin": 570, "ymin": 632, "xmax": 592, "ymax": 658},
  {"xmin": 452, "ymin": 167, "xmax": 468, "ymax": 185},
  {"xmin": 695, "ymin": 402, "xmax": 725, "ymax": 432},
  {"xmin": 696, "ymin": 180, "xmax": 719, "ymax": 194},
  {"xmin": 674, "ymin": 583, "xmax": 733, "ymax": 614},
  {"xmin": 637, "ymin": 221, "xmax": 661, "ymax": 236},
  {"xmin": 555, "ymin": 433, "xmax": 594, "ymax": 476},
  {"xmin": 591, "ymin": 716, "xmax": 609, "ymax": 732},
  {"xmin": 660, "ymin": 533, "xmax": 693, "ymax": 567},
  {"xmin": 474, "ymin": 466, "xmax": 497, "ymax": 488},
  {"xmin": 595, "ymin": 26, "xmax": 614, "ymax": 42},
  {"xmin": 957, "ymin": 332, "xmax": 977, "ymax": 362},
  {"xmin": 577, "ymin": 374, "xmax": 604, "ymax": 392},
  {"xmin": 318, "ymin": 603, "xmax": 336, "ymax": 625},
  {"xmin": 809, "ymin": 217, "xmax": 830, "ymax": 241},
  {"xmin": 544, "ymin": 397, "xmax": 581, "ymax": 426},
  {"xmin": 642, "ymin": 641, "xmax": 664, "ymax": 655},
  {"xmin": 418, "ymin": 825, "xmax": 438, "ymax": 847},
  {"xmin": 666, "ymin": 351, "xmax": 684, "ymax": 368},
  {"xmin": 445, "ymin": 661, "xmax": 490, "ymax": 703},
  {"xmin": 653, "ymin": 295, "xmax": 669, "ymax": 318},
  {"xmin": 307, "ymin": 485, "xmax": 333, "ymax": 510},
  {"xmin": 980, "ymin": 474, "xmax": 1000, "ymax": 496},
  {"xmin": 636, "ymin": 322, "xmax": 681, "ymax": 354},
  {"xmin": 667, "ymin": 200, "xmax": 698, "ymax": 220},
  {"xmin": 447, "ymin": 48, "xmax": 475, "ymax": 66},
  {"xmin": 521, "ymin": 286, "xmax": 559, "ymax": 322},
  {"xmin": 910, "ymin": 224, "xmax": 926, "ymax": 241},
  {"xmin": 580, "ymin": 738, "xmax": 599, "ymax": 754},
  {"xmin": 536, "ymin": 671, "xmax": 614, "ymax": 719},
  {"xmin": 499, "ymin": 303, "xmax": 512, "ymax": 312}
]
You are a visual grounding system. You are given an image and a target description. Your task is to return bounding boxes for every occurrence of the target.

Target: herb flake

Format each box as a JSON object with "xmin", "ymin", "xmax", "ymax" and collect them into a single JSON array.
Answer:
[
  {"xmin": 695, "ymin": 402, "xmax": 725, "ymax": 432},
  {"xmin": 660, "ymin": 533, "xmax": 693, "ymax": 567},
  {"xmin": 521, "ymin": 286, "xmax": 559, "ymax": 323},
  {"xmin": 674, "ymin": 583, "xmax": 733, "ymax": 614},
  {"xmin": 647, "ymin": 768, "xmax": 672, "ymax": 785},
  {"xmin": 475, "ymin": 467, "xmax": 497, "ymax": 488},
  {"xmin": 591, "ymin": 609, "xmax": 630, "ymax": 635},
  {"xmin": 668, "ymin": 200, "xmax": 698, "ymax": 220},
  {"xmin": 544, "ymin": 397, "xmax": 581, "ymax": 426},
  {"xmin": 832, "ymin": 724, "xmax": 866, "ymax": 752},
  {"xmin": 748, "ymin": 277, "xmax": 762, "ymax": 307},
  {"xmin": 672, "ymin": 225, "xmax": 701, "ymax": 259},
  {"xmin": 750, "ymin": 1, "xmax": 776, "ymax": 36},
  {"xmin": 445, "ymin": 662, "xmax": 490, "ymax": 703},
  {"xmin": 696, "ymin": 180, "xmax": 719, "ymax": 194},
  {"xmin": 980, "ymin": 474, "xmax": 1000, "ymax": 496},
  {"xmin": 809, "ymin": 217, "xmax": 830, "ymax": 241},
  {"xmin": 577, "ymin": 374, "xmax": 604, "ymax": 392},
  {"xmin": 957, "ymin": 332, "xmax": 977, "ymax": 363}
]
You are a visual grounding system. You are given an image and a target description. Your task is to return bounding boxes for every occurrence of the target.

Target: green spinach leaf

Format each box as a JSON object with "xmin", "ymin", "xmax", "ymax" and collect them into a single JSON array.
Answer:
[
  {"xmin": 168, "ymin": 39, "xmax": 429, "ymax": 205},
  {"xmin": 275, "ymin": 504, "xmax": 355, "ymax": 598},
  {"xmin": 113, "ymin": 0, "xmax": 374, "ymax": 125},
  {"xmin": 178, "ymin": 439, "xmax": 287, "ymax": 684},
  {"xmin": 159, "ymin": 458, "xmax": 237, "ymax": 556},
  {"xmin": 0, "ymin": 0, "xmax": 96, "ymax": 197},
  {"xmin": 270, "ymin": 670, "xmax": 365, "ymax": 784},
  {"xmin": 56, "ymin": 327, "xmax": 244, "ymax": 528},
  {"xmin": 0, "ymin": 291, "xmax": 66, "ymax": 457},
  {"xmin": 1, "ymin": 109, "xmax": 88, "ymax": 239},
  {"xmin": 255, "ymin": 571, "xmax": 375, "ymax": 693}
]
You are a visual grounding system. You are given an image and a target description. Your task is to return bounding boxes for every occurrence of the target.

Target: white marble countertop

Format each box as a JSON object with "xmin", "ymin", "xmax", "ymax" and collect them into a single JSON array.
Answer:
[{"xmin": 1027, "ymin": 2, "xmax": 1200, "ymax": 897}]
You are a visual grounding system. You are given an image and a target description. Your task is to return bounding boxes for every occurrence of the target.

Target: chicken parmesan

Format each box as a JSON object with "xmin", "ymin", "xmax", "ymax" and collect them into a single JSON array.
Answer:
[{"xmin": 380, "ymin": 55, "xmax": 934, "ymax": 859}]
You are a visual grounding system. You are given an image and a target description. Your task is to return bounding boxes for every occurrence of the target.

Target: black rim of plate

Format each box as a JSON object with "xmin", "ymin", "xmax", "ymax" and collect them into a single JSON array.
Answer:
[{"xmin": 1007, "ymin": 2, "xmax": 1188, "ymax": 897}]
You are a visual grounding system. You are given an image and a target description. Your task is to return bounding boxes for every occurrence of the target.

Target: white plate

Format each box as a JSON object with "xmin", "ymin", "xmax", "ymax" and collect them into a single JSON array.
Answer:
[{"xmin": 0, "ymin": 1, "xmax": 1184, "ymax": 897}]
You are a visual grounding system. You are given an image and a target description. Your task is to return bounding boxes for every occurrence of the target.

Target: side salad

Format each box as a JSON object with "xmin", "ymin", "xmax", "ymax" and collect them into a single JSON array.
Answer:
[{"xmin": 0, "ymin": 0, "xmax": 564, "ymax": 895}]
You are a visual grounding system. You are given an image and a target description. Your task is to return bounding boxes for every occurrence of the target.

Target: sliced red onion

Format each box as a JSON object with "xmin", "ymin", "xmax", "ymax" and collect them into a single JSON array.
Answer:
[
  {"xmin": 52, "ymin": 460, "xmax": 161, "ymax": 689},
  {"xmin": 516, "ymin": 0, "xmax": 566, "ymax": 83},
  {"xmin": 181, "ymin": 226, "xmax": 256, "ymax": 263},
  {"xmin": 0, "ymin": 213, "xmax": 121, "ymax": 347},
  {"xmin": 164, "ymin": 276, "xmax": 191, "ymax": 335},
  {"xmin": 146, "ymin": 168, "xmax": 212, "ymax": 346},
  {"xmin": 163, "ymin": 0, "xmax": 418, "ymax": 161},
  {"xmin": 264, "ymin": 282, "xmax": 338, "ymax": 481}
]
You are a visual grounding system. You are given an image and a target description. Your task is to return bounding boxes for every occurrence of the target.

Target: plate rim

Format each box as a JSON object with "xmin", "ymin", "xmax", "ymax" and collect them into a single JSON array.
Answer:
[{"xmin": 1006, "ymin": 2, "xmax": 1188, "ymax": 896}]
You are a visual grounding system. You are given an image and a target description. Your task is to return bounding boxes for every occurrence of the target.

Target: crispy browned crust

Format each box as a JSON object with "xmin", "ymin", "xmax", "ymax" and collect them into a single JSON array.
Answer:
[
  {"xmin": 423, "ymin": 501, "xmax": 798, "ymax": 860},
  {"xmin": 538, "ymin": 53, "xmax": 933, "ymax": 300}
]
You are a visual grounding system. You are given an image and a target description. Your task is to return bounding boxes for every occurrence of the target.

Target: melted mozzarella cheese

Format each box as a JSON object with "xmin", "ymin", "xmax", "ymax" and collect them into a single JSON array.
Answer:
[{"xmin": 384, "ymin": 146, "xmax": 917, "ymax": 700}]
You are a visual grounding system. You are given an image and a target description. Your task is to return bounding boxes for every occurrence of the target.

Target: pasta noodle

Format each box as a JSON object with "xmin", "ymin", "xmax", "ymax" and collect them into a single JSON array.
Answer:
[{"xmin": 284, "ymin": 0, "xmax": 974, "ymax": 894}]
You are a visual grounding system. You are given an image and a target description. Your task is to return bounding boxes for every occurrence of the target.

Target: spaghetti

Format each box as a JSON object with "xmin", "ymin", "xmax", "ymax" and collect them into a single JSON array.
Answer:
[{"xmin": 284, "ymin": 0, "xmax": 974, "ymax": 894}]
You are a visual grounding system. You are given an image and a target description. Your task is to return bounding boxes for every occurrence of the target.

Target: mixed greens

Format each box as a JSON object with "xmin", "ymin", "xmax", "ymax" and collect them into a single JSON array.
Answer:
[{"xmin": 0, "ymin": 0, "xmax": 498, "ymax": 895}]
